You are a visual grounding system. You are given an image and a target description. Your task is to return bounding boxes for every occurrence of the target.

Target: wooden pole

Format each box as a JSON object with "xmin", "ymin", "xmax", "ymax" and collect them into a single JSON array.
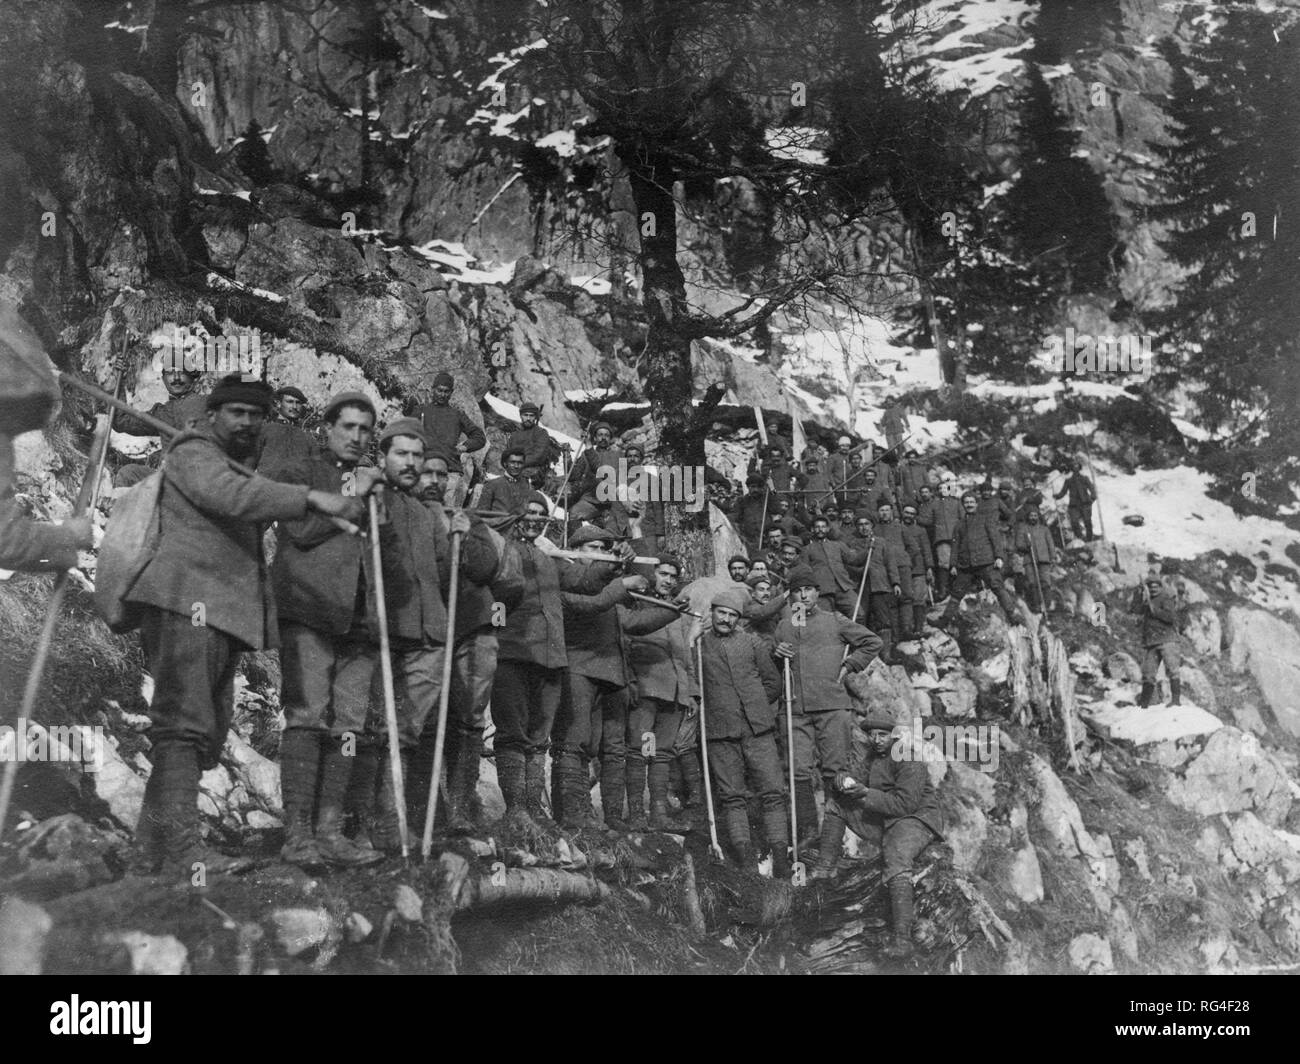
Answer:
[
  {"xmin": 783, "ymin": 658, "xmax": 799, "ymax": 875},
  {"xmin": 1028, "ymin": 539, "xmax": 1049, "ymax": 623},
  {"xmin": 369, "ymin": 493, "xmax": 409, "ymax": 858},
  {"xmin": 420, "ymin": 529, "xmax": 462, "ymax": 858},
  {"xmin": 0, "ymin": 391, "xmax": 117, "ymax": 840},
  {"xmin": 694, "ymin": 639, "xmax": 724, "ymax": 861},
  {"xmin": 839, "ymin": 540, "xmax": 874, "ymax": 672}
]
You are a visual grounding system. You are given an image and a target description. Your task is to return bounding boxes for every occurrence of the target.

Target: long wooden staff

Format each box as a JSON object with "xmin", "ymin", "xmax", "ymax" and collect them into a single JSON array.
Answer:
[
  {"xmin": 369, "ymin": 493, "xmax": 409, "ymax": 858},
  {"xmin": 693, "ymin": 639, "xmax": 724, "ymax": 861},
  {"xmin": 421, "ymin": 528, "xmax": 463, "ymax": 858},
  {"xmin": 0, "ymin": 370, "xmax": 120, "ymax": 838}
]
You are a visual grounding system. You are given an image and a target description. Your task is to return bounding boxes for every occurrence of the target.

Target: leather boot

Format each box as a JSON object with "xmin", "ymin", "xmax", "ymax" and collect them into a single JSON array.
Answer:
[
  {"xmin": 648, "ymin": 762, "xmax": 691, "ymax": 832},
  {"xmin": 763, "ymin": 808, "xmax": 791, "ymax": 880},
  {"xmin": 560, "ymin": 758, "xmax": 604, "ymax": 832},
  {"xmin": 446, "ymin": 729, "xmax": 483, "ymax": 834},
  {"xmin": 883, "ymin": 874, "xmax": 915, "ymax": 959},
  {"xmin": 497, "ymin": 748, "xmax": 526, "ymax": 813},
  {"xmin": 678, "ymin": 754, "xmax": 705, "ymax": 822},
  {"xmin": 794, "ymin": 779, "xmax": 820, "ymax": 851},
  {"xmin": 344, "ymin": 738, "xmax": 381, "ymax": 852},
  {"xmin": 315, "ymin": 745, "xmax": 383, "ymax": 867},
  {"xmin": 600, "ymin": 755, "xmax": 628, "ymax": 831},
  {"xmin": 372, "ymin": 747, "xmax": 411, "ymax": 854},
  {"xmin": 1137, "ymin": 682, "xmax": 1155, "ymax": 708},
  {"xmin": 809, "ymin": 812, "xmax": 846, "ymax": 880},
  {"xmin": 935, "ymin": 565, "xmax": 949, "ymax": 601},
  {"xmin": 724, "ymin": 806, "xmax": 756, "ymax": 869},
  {"xmin": 625, "ymin": 755, "xmax": 648, "ymax": 830},
  {"xmin": 127, "ymin": 763, "xmax": 166, "ymax": 875},
  {"xmin": 1167, "ymin": 678, "xmax": 1181, "ymax": 706},
  {"xmin": 913, "ymin": 603, "xmax": 927, "ymax": 635},
  {"xmin": 279, "ymin": 729, "xmax": 324, "ymax": 867},
  {"xmin": 524, "ymin": 752, "xmax": 554, "ymax": 826},
  {"xmin": 154, "ymin": 740, "xmax": 253, "ymax": 880}
]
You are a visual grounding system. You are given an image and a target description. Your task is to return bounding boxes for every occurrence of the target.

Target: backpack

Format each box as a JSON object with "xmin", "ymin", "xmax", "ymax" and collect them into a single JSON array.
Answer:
[
  {"xmin": 486, "ymin": 529, "xmax": 525, "ymax": 609},
  {"xmin": 94, "ymin": 470, "xmax": 163, "ymax": 632}
]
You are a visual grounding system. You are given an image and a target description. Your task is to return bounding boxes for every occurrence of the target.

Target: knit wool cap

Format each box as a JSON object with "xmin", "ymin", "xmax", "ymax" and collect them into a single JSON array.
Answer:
[
  {"xmin": 322, "ymin": 390, "xmax": 376, "ymax": 423},
  {"xmin": 275, "ymin": 385, "xmax": 307, "ymax": 402},
  {"xmin": 570, "ymin": 523, "xmax": 623, "ymax": 546},
  {"xmin": 206, "ymin": 375, "xmax": 274, "ymax": 412},
  {"xmin": 711, "ymin": 589, "xmax": 749, "ymax": 613},
  {"xmin": 656, "ymin": 554, "xmax": 682, "ymax": 572},
  {"xmin": 433, "ymin": 371, "xmax": 455, "ymax": 388},
  {"xmin": 785, "ymin": 565, "xmax": 818, "ymax": 591},
  {"xmin": 745, "ymin": 571, "xmax": 773, "ymax": 589},
  {"xmin": 519, "ymin": 401, "xmax": 541, "ymax": 415},
  {"xmin": 860, "ymin": 712, "xmax": 899, "ymax": 732},
  {"xmin": 378, "ymin": 417, "xmax": 428, "ymax": 448}
]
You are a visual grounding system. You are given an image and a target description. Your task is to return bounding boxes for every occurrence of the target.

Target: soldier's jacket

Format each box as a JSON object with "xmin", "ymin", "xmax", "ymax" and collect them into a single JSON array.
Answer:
[
  {"xmin": 496, "ymin": 542, "xmax": 611, "ymax": 669},
  {"xmin": 627, "ymin": 606, "xmax": 697, "ymax": 707},
  {"xmin": 477, "ymin": 474, "xmax": 543, "ymax": 515},
  {"xmin": 1055, "ymin": 472, "xmax": 1096, "ymax": 508},
  {"xmin": 255, "ymin": 420, "xmax": 318, "ymax": 477},
  {"xmin": 416, "ymin": 402, "xmax": 487, "ymax": 475},
  {"xmin": 697, "ymin": 628, "xmax": 782, "ymax": 738},
  {"xmin": 859, "ymin": 481, "xmax": 894, "ymax": 516},
  {"xmin": 773, "ymin": 609, "xmax": 881, "ymax": 714},
  {"xmin": 799, "ymin": 469, "xmax": 833, "ymax": 508},
  {"xmin": 805, "ymin": 536, "xmax": 870, "ymax": 594},
  {"xmin": 826, "ymin": 452, "xmax": 853, "ymax": 492},
  {"xmin": 739, "ymin": 591, "xmax": 788, "ymax": 651},
  {"xmin": 425, "ymin": 503, "xmax": 503, "ymax": 636},
  {"xmin": 1130, "ymin": 586, "xmax": 1182, "ymax": 647},
  {"xmin": 377, "ymin": 490, "xmax": 453, "ymax": 646},
  {"xmin": 952, "ymin": 511, "xmax": 1005, "ymax": 568},
  {"xmin": 507, "ymin": 424, "xmax": 561, "ymax": 470},
  {"xmin": 894, "ymin": 458, "xmax": 930, "ymax": 508},
  {"xmin": 899, "ymin": 520, "xmax": 935, "ymax": 575},
  {"xmin": 115, "ymin": 391, "xmax": 208, "ymax": 437},
  {"xmin": 737, "ymin": 490, "xmax": 771, "ymax": 543},
  {"xmin": 915, "ymin": 498, "xmax": 937, "ymax": 539},
  {"xmin": 837, "ymin": 734, "xmax": 944, "ymax": 835},
  {"xmin": 1014, "ymin": 523, "xmax": 1054, "ymax": 574},
  {"xmin": 270, "ymin": 454, "xmax": 377, "ymax": 638},
  {"xmin": 565, "ymin": 565, "xmax": 679, "ymax": 685},
  {"xmin": 126, "ymin": 428, "xmax": 310, "ymax": 649},
  {"xmin": 760, "ymin": 460, "xmax": 794, "ymax": 494},
  {"xmin": 847, "ymin": 536, "xmax": 904, "ymax": 594},
  {"xmin": 567, "ymin": 445, "xmax": 621, "ymax": 503},
  {"xmin": 930, "ymin": 496, "xmax": 962, "ymax": 543},
  {"xmin": 0, "ymin": 497, "xmax": 82, "ymax": 572}
]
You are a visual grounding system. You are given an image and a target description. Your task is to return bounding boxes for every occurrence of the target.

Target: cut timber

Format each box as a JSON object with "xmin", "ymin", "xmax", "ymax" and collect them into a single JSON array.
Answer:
[{"xmin": 462, "ymin": 867, "xmax": 611, "ymax": 910}]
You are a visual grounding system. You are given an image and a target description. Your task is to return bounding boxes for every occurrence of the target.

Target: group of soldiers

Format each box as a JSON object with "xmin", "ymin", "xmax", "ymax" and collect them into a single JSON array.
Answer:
[{"xmin": 1, "ymin": 364, "xmax": 1186, "ymax": 960}]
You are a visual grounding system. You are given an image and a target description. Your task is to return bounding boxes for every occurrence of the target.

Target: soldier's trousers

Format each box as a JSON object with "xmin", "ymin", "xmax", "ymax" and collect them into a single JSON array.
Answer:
[
  {"xmin": 1141, "ymin": 643, "xmax": 1181, "ymax": 683},
  {"xmin": 791, "ymin": 708, "xmax": 853, "ymax": 787},
  {"xmin": 826, "ymin": 806, "xmax": 938, "ymax": 885},
  {"xmin": 450, "ymin": 627, "xmax": 497, "ymax": 742},
  {"xmin": 868, "ymin": 591, "xmax": 896, "ymax": 654},
  {"xmin": 934, "ymin": 542, "xmax": 952, "ymax": 598},
  {"xmin": 553, "ymin": 672, "xmax": 627, "ymax": 767},
  {"xmin": 491, "ymin": 660, "xmax": 561, "ymax": 756},
  {"xmin": 371, "ymin": 642, "xmax": 446, "ymax": 751},
  {"xmin": 945, "ymin": 565, "xmax": 1017, "ymax": 618},
  {"xmin": 627, "ymin": 696, "xmax": 686, "ymax": 765},
  {"xmin": 279, "ymin": 621, "xmax": 375, "ymax": 739},
  {"xmin": 1067, "ymin": 504, "xmax": 1094, "ymax": 541},
  {"xmin": 139, "ymin": 607, "xmax": 240, "ymax": 770},
  {"xmin": 707, "ymin": 728, "xmax": 784, "ymax": 813}
]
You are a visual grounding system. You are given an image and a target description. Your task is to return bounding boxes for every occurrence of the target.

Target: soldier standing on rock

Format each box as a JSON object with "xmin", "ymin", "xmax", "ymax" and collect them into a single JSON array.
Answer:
[
  {"xmin": 113, "ymin": 362, "xmax": 207, "ymax": 487},
  {"xmin": 269, "ymin": 391, "xmax": 384, "ymax": 869},
  {"xmin": 1131, "ymin": 569, "xmax": 1183, "ymax": 707},
  {"xmin": 126, "ymin": 376, "xmax": 364, "ymax": 879},
  {"xmin": 415, "ymin": 371, "xmax": 486, "ymax": 507},
  {"xmin": 696, "ymin": 588, "xmax": 789, "ymax": 874},
  {"xmin": 810, "ymin": 712, "xmax": 943, "ymax": 961}
]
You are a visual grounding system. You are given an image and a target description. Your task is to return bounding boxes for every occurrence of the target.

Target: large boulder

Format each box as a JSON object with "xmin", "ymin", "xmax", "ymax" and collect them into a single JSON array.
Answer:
[
  {"xmin": 1224, "ymin": 607, "xmax": 1300, "ymax": 737},
  {"xmin": 1183, "ymin": 605, "xmax": 1222, "ymax": 657},
  {"xmin": 1165, "ymin": 728, "xmax": 1294, "ymax": 827},
  {"xmin": 1024, "ymin": 753, "xmax": 1115, "ymax": 912}
]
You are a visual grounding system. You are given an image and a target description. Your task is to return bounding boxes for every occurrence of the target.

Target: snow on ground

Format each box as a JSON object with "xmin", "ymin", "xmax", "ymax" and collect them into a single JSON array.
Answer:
[
  {"xmin": 891, "ymin": 0, "xmax": 1036, "ymax": 97},
  {"xmin": 406, "ymin": 239, "xmax": 515, "ymax": 285}
]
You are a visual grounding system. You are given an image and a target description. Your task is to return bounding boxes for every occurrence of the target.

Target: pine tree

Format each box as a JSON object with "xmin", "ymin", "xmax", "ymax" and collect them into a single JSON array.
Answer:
[{"xmin": 1150, "ymin": 12, "xmax": 1300, "ymax": 461}]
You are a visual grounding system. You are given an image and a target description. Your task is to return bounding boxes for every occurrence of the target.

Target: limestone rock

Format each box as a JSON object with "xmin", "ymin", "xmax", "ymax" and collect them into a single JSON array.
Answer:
[
  {"xmin": 1165, "ymin": 728, "xmax": 1293, "ymax": 827},
  {"xmin": 1224, "ymin": 607, "xmax": 1300, "ymax": 737},
  {"xmin": 1082, "ymin": 702, "xmax": 1222, "ymax": 747},
  {"xmin": 933, "ymin": 673, "xmax": 978, "ymax": 718},
  {"xmin": 107, "ymin": 931, "xmax": 190, "ymax": 975},
  {"xmin": 1024, "ymin": 752, "xmax": 1112, "ymax": 912},
  {"xmin": 1107, "ymin": 901, "xmax": 1140, "ymax": 965},
  {"xmin": 1183, "ymin": 605, "xmax": 1222, "ymax": 657},
  {"xmin": 1180, "ymin": 664, "xmax": 1217, "ymax": 715},
  {"xmin": 93, "ymin": 739, "xmax": 147, "ymax": 831},
  {"xmin": 269, "ymin": 908, "xmax": 333, "ymax": 958},
  {"xmin": 1068, "ymin": 933, "xmax": 1114, "ymax": 974},
  {"xmin": 1103, "ymin": 651, "xmax": 1143, "ymax": 684},
  {"xmin": 224, "ymin": 731, "xmax": 281, "ymax": 814},
  {"xmin": 0, "ymin": 897, "xmax": 52, "ymax": 974}
]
